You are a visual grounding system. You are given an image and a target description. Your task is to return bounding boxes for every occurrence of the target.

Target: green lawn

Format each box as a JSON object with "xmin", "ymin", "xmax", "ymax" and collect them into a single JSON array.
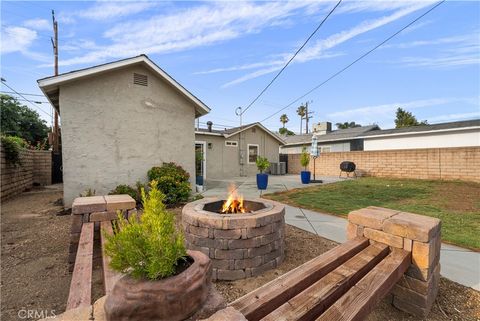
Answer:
[{"xmin": 264, "ymin": 177, "xmax": 480, "ymax": 250}]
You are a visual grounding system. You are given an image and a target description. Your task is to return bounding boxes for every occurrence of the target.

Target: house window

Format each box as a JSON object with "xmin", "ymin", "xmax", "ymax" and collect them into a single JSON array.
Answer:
[
  {"xmin": 225, "ymin": 141, "xmax": 238, "ymax": 147},
  {"xmin": 248, "ymin": 144, "xmax": 259, "ymax": 164},
  {"xmin": 321, "ymin": 146, "xmax": 331, "ymax": 153}
]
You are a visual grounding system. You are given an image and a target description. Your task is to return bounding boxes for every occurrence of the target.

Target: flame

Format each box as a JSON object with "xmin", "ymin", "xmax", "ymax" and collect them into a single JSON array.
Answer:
[{"xmin": 221, "ymin": 185, "xmax": 247, "ymax": 214}]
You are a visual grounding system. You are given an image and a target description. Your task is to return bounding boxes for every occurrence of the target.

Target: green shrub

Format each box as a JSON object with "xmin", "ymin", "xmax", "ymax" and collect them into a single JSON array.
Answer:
[
  {"xmin": 79, "ymin": 188, "xmax": 96, "ymax": 197},
  {"xmin": 300, "ymin": 147, "xmax": 310, "ymax": 170},
  {"xmin": 147, "ymin": 163, "xmax": 191, "ymax": 206},
  {"xmin": 256, "ymin": 156, "xmax": 270, "ymax": 173},
  {"xmin": 1, "ymin": 135, "xmax": 28, "ymax": 166},
  {"xmin": 110, "ymin": 184, "xmax": 140, "ymax": 203},
  {"xmin": 103, "ymin": 181, "xmax": 187, "ymax": 280}
]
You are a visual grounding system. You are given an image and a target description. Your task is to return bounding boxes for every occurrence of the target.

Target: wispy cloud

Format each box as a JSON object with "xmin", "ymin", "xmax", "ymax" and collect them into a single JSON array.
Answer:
[
  {"xmin": 78, "ymin": 2, "xmax": 158, "ymax": 20},
  {"xmin": 1, "ymin": 26, "xmax": 37, "ymax": 54},
  {"xmin": 326, "ymin": 97, "xmax": 478, "ymax": 127},
  {"xmin": 23, "ymin": 18, "xmax": 50, "ymax": 31},
  {"xmin": 427, "ymin": 111, "xmax": 480, "ymax": 123},
  {"xmin": 52, "ymin": 1, "xmax": 326, "ymax": 67},
  {"xmin": 219, "ymin": 2, "xmax": 433, "ymax": 88}
]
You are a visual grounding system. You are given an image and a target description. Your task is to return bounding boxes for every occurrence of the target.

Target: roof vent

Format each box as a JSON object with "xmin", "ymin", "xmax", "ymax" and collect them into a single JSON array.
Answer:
[
  {"xmin": 207, "ymin": 121, "xmax": 213, "ymax": 132},
  {"xmin": 133, "ymin": 73, "xmax": 148, "ymax": 86}
]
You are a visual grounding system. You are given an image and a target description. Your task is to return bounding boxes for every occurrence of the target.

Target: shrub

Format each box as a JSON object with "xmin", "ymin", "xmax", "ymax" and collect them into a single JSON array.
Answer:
[
  {"xmin": 300, "ymin": 147, "xmax": 310, "ymax": 170},
  {"xmin": 110, "ymin": 184, "xmax": 140, "ymax": 203},
  {"xmin": 256, "ymin": 156, "xmax": 270, "ymax": 173},
  {"xmin": 147, "ymin": 163, "xmax": 191, "ymax": 206},
  {"xmin": 1, "ymin": 135, "xmax": 28, "ymax": 166},
  {"xmin": 103, "ymin": 181, "xmax": 187, "ymax": 280},
  {"xmin": 79, "ymin": 188, "xmax": 96, "ymax": 197}
]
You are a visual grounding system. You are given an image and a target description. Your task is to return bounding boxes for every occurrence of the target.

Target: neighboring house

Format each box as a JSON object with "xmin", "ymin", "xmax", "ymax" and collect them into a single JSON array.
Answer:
[
  {"xmin": 38, "ymin": 55, "xmax": 210, "ymax": 206},
  {"xmin": 280, "ymin": 122, "xmax": 379, "ymax": 154},
  {"xmin": 195, "ymin": 122, "xmax": 285, "ymax": 179},
  {"xmin": 360, "ymin": 119, "xmax": 480, "ymax": 151}
]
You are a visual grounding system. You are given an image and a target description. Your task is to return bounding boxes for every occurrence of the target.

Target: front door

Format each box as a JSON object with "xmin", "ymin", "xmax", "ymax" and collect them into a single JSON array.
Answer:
[{"xmin": 195, "ymin": 142, "xmax": 206, "ymax": 186}]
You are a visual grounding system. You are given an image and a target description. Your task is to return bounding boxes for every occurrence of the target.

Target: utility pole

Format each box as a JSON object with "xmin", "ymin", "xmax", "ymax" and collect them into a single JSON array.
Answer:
[
  {"xmin": 51, "ymin": 10, "xmax": 59, "ymax": 153},
  {"xmin": 305, "ymin": 101, "xmax": 314, "ymax": 134}
]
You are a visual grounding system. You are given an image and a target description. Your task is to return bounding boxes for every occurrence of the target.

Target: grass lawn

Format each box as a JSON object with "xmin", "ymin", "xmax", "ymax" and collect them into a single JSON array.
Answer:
[{"xmin": 264, "ymin": 177, "xmax": 480, "ymax": 250}]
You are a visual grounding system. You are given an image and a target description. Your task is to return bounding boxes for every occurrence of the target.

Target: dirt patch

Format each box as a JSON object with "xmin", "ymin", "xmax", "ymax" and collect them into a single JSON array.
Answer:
[{"xmin": 431, "ymin": 181, "xmax": 480, "ymax": 212}]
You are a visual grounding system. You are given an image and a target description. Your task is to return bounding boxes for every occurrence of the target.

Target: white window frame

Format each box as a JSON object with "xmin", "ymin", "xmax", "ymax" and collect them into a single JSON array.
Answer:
[
  {"xmin": 247, "ymin": 144, "xmax": 259, "ymax": 164},
  {"xmin": 225, "ymin": 140, "xmax": 238, "ymax": 147},
  {"xmin": 195, "ymin": 141, "xmax": 207, "ymax": 180}
]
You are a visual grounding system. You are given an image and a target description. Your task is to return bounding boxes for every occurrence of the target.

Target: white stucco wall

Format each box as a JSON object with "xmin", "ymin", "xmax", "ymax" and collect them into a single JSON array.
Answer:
[
  {"xmin": 59, "ymin": 64, "xmax": 196, "ymax": 206},
  {"xmin": 364, "ymin": 129, "xmax": 480, "ymax": 151}
]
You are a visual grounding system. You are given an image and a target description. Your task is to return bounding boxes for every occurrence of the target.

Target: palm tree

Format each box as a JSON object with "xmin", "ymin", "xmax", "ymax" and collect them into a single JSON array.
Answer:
[
  {"xmin": 296, "ymin": 105, "xmax": 306, "ymax": 134},
  {"xmin": 335, "ymin": 121, "xmax": 361, "ymax": 129},
  {"xmin": 280, "ymin": 114, "xmax": 289, "ymax": 128}
]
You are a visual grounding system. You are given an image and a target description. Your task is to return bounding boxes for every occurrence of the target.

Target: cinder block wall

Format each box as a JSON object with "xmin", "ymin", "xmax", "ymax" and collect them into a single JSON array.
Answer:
[
  {"xmin": 288, "ymin": 147, "xmax": 480, "ymax": 182},
  {"xmin": 1, "ymin": 146, "xmax": 52, "ymax": 201}
]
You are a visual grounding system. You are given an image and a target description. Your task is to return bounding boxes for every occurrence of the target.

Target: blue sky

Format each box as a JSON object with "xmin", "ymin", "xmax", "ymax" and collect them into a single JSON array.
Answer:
[{"xmin": 1, "ymin": 1, "xmax": 479, "ymax": 132}]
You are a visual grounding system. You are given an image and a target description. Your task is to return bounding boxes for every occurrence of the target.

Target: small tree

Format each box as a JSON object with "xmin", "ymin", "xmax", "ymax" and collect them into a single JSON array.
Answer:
[
  {"xmin": 300, "ymin": 147, "xmax": 310, "ymax": 171},
  {"xmin": 395, "ymin": 108, "xmax": 428, "ymax": 128},
  {"xmin": 256, "ymin": 156, "xmax": 270, "ymax": 173},
  {"xmin": 335, "ymin": 122, "xmax": 361, "ymax": 129},
  {"xmin": 279, "ymin": 127, "xmax": 295, "ymax": 136},
  {"xmin": 296, "ymin": 105, "xmax": 306, "ymax": 134},
  {"xmin": 280, "ymin": 114, "xmax": 289, "ymax": 128}
]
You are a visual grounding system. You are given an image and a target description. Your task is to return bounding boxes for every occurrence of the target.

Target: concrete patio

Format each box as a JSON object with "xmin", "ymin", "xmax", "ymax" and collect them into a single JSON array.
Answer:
[{"xmin": 201, "ymin": 175, "xmax": 480, "ymax": 291}]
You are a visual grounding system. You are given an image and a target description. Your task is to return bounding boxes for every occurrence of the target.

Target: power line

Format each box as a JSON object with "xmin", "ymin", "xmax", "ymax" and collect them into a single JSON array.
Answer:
[
  {"xmin": 260, "ymin": 0, "xmax": 445, "ymax": 123},
  {"xmin": 1, "ymin": 78, "xmax": 53, "ymax": 118},
  {"xmin": 240, "ymin": 0, "xmax": 343, "ymax": 116},
  {"xmin": 1, "ymin": 91, "xmax": 46, "ymax": 97}
]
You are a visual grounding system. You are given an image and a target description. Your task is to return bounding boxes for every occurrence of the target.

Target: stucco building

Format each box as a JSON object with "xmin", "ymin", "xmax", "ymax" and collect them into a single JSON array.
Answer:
[
  {"xmin": 195, "ymin": 122, "xmax": 285, "ymax": 179},
  {"xmin": 38, "ymin": 55, "xmax": 210, "ymax": 206}
]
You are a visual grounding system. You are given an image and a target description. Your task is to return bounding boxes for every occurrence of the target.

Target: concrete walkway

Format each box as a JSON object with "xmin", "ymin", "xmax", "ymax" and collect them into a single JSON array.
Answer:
[{"xmin": 202, "ymin": 175, "xmax": 480, "ymax": 291}]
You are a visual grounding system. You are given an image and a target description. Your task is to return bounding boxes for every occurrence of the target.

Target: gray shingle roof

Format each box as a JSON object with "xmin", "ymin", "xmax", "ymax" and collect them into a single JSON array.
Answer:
[
  {"xmin": 195, "ymin": 122, "xmax": 285, "ymax": 144},
  {"xmin": 361, "ymin": 119, "xmax": 480, "ymax": 137},
  {"xmin": 282, "ymin": 125, "xmax": 380, "ymax": 145}
]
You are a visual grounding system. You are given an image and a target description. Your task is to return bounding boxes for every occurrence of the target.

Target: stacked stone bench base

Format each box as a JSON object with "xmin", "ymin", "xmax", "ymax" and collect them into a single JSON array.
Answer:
[
  {"xmin": 69, "ymin": 195, "xmax": 137, "ymax": 271},
  {"xmin": 347, "ymin": 206, "xmax": 441, "ymax": 317}
]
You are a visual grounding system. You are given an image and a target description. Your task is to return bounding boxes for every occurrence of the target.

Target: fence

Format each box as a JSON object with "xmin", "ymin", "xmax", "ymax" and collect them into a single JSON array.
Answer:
[{"xmin": 287, "ymin": 147, "xmax": 480, "ymax": 182}]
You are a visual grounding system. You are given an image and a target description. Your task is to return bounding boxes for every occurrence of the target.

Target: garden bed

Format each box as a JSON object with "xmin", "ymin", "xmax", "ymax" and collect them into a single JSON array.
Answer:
[{"xmin": 1, "ymin": 195, "xmax": 478, "ymax": 321}]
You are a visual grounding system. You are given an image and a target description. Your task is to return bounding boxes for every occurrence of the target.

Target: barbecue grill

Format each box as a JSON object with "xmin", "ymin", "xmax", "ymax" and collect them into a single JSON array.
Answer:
[{"xmin": 339, "ymin": 161, "xmax": 357, "ymax": 178}]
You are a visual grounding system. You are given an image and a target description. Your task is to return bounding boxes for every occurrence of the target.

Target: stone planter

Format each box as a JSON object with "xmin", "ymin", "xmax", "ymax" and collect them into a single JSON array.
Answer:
[{"xmin": 104, "ymin": 250, "xmax": 211, "ymax": 321}]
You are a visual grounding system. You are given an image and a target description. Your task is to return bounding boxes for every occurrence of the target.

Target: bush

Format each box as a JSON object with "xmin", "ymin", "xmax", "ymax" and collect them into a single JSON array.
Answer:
[
  {"xmin": 256, "ymin": 156, "xmax": 270, "ymax": 173},
  {"xmin": 110, "ymin": 184, "xmax": 140, "ymax": 203},
  {"xmin": 300, "ymin": 147, "xmax": 310, "ymax": 170},
  {"xmin": 103, "ymin": 181, "xmax": 187, "ymax": 280},
  {"xmin": 148, "ymin": 163, "xmax": 191, "ymax": 206},
  {"xmin": 1, "ymin": 135, "xmax": 28, "ymax": 166},
  {"xmin": 79, "ymin": 188, "xmax": 96, "ymax": 197}
]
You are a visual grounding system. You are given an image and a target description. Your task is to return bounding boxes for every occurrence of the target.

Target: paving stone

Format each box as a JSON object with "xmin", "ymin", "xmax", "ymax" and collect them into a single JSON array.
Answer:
[
  {"xmin": 392, "ymin": 296, "xmax": 430, "ymax": 317},
  {"xmin": 397, "ymin": 264, "xmax": 440, "ymax": 295},
  {"xmin": 348, "ymin": 207, "xmax": 400, "ymax": 230},
  {"xmin": 214, "ymin": 249, "xmax": 245, "ymax": 260},
  {"xmin": 104, "ymin": 194, "xmax": 135, "ymax": 212},
  {"xmin": 403, "ymin": 238, "xmax": 413, "ymax": 252},
  {"xmin": 89, "ymin": 211, "xmax": 118, "ymax": 222},
  {"xmin": 412, "ymin": 234, "xmax": 441, "ymax": 269},
  {"xmin": 217, "ymin": 268, "xmax": 246, "ymax": 280},
  {"xmin": 214, "ymin": 228, "xmax": 242, "ymax": 239},
  {"xmin": 200, "ymin": 307, "xmax": 247, "ymax": 321},
  {"xmin": 382, "ymin": 212, "xmax": 441, "ymax": 242},
  {"xmin": 363, "ymin": 228, "xmax": 404, "ymax": 248},
  {"xmin": 72, "ymin": 196, "xmax": 106, "ymax": 214}
]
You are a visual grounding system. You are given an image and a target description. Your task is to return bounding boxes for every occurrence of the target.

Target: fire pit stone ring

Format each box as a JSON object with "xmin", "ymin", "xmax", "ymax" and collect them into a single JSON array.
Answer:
[{"xmin": 182, "ymin": 197, "xmax": 285, "ymax": 281}]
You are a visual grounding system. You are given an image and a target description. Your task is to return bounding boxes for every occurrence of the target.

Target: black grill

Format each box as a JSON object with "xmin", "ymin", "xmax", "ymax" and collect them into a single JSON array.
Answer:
[{"xmin": 340, "ymin": 161, "xmax": 356, "ymax": 173}]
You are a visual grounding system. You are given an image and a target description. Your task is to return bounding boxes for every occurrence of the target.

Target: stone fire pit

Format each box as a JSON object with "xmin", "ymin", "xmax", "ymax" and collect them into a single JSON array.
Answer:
[{"xmin": 182, "ymin": 198, "xmax": 285, "ymax": 281}]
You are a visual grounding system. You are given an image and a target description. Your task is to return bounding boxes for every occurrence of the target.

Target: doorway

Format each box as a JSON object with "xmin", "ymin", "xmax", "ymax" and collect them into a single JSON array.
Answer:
[{"xmin": 195, "ymin": 141, "xmax": 206, "ymax": 187}]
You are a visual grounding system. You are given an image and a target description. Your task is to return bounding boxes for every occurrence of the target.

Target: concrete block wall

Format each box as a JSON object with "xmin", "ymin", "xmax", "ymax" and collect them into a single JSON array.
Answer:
[
  {"xmin": 1, "ymin": 146, "xmax": 53, "ymax": 201},
  {"xmin": 288, "ymin": 146, "xmax": 480, "ymax": 182},
  {"xmin": 347, "ymin": 206, "xmax": 441, "ymax": 317}
]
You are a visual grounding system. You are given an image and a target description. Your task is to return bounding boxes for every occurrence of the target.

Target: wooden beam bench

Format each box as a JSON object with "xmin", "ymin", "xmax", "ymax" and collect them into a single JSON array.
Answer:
[
  {"xmin": 66, "ymin": 195, "xmax": 136, "ymax": 311},
  {"xmin": 205, "ymin": 206, "xmax": 441, "ymax": 321}
]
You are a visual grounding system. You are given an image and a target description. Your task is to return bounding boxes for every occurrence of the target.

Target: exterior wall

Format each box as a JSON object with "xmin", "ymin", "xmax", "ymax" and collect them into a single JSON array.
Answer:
[
  {"xmin": 364, "ymin": 129, "xmax": 479, "ymax": 151},
  {"xmin": 59, "ymin": 64, "xmax": 196, "ymax": 206},
  {"xmin": 280, "ymin": 141, "xmax": 352, "ymax": 154},
  {"xmin": 287, "ymin": 147, "xmax": 480, "ymax": 182},
  {"xmin": 1, "ymin": 147, "xmax": 52, "ymax": 201},
  {"xmin": 195, "ymin": 127, "xmax": 281, "ymax": 179}
]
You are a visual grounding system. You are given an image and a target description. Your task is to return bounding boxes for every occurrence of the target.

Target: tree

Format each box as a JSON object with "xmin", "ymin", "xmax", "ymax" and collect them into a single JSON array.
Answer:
[
  {"xmin": 278, "ymin": 127, "xmax": 295, "ymax": 136},
  {"xmin": 296, "ymin": 105, "xmax": 306, "ymax": 134},
  {"xmin": 279, "ymin": 114, "xmax": 289, "ymax": 128},
  {"xmin": 395, "ymin": 108, "xmax": 428, "ymax": 128},
  {"xmin": 335, "ymin": 121, "xmax": 362, "ymax": 129},
  {"xmin": 0, "ymin": 94, "xmax": 50, "ymax": 146}
]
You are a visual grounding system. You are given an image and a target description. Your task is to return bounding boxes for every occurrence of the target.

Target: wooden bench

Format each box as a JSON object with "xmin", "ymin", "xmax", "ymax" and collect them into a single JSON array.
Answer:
[
  {"xmin": 66, "ymin": 220, "xmax": 123, "ymax": 310},
  {"xmin": 229, "ymin": 237, "xmax": 410, "ymax": 321}
]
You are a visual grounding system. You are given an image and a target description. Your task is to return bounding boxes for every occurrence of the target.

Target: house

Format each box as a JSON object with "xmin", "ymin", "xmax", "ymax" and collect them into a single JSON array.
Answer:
[
  {"xmin": 195, "ymin": 122, "xmax": 285, "ymax": 179},
  {"xmin": 280, "ymin": 122, "xmax": 379, "ymax": 154},
  {"xmin": 360, "ymin": 119, "xmax": 480, "ymax": 150},
  {"xmin": 38, "ymin": 55, "xmax": 210, "ymax": 206}
]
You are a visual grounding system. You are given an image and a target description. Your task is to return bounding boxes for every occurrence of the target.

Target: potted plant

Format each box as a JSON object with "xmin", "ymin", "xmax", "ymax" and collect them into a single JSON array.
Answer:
[
  {"xmin": 256, "ymin": 156, "xmax": 270, "ymax": 190},
  {"xmin": 103, "ymin": 181, "xmax": 211, "ymax": 321},
  {"xmin": 300, "ymin": 147, "xmax": 311, "ymax": 184}
]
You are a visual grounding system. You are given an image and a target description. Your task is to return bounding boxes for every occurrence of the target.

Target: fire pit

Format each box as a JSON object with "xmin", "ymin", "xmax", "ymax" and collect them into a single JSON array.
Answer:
[{"xmin": 182, "ymin": 191, "xmax": 285, "ymax": 281}]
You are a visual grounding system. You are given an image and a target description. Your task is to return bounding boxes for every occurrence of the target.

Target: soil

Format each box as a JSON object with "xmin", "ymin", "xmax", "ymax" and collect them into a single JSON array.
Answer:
[{"xmin": 1, "ymin": 192, "xmax": 479, "ymax": 321}]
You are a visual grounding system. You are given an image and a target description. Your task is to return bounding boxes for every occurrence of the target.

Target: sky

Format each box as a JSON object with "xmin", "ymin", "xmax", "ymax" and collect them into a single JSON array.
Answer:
[{"xmin": 1, "ymin": 0, "xmax": 479, "ymax": 133}]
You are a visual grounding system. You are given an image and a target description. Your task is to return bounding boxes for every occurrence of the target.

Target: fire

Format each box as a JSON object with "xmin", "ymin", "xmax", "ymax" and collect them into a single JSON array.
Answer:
[{"xmin": 221, "ymin": 186, "xmax": 247, "ymax": 214}]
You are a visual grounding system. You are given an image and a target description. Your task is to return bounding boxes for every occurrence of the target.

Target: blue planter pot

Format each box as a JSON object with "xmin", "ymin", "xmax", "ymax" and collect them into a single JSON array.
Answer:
[
  {"xmin": 301, "ymin": 171, "xmax": 311, "ymax": 184},
  {"xmin": 256, "ymin": 173, "xmax": 269, "ymax": 190},
  {"xmin": 196, "ymin": 175, "xmax": 204, "ymax": 186}
]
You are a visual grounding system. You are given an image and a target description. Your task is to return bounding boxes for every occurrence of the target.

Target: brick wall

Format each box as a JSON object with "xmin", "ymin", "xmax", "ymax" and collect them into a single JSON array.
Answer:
[
  {"xmin": 1, "ymin": 146, "xmax": 52, "ymax": 201},
  {"xmin": 288, "ymin": 147, "xmax": 480, "ymax": 182}
]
